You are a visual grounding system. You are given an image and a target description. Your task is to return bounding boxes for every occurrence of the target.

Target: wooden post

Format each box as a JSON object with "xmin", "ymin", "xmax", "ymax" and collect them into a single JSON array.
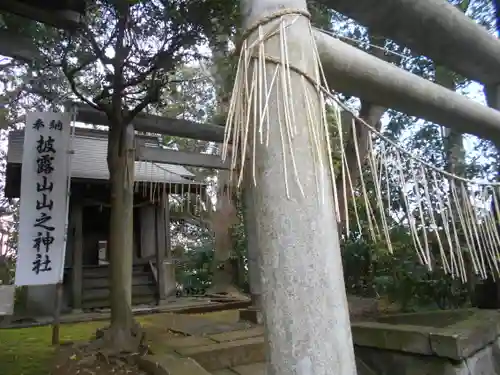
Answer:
[
  {"xmin": 71, "ymin": 201, "xmax": 83, "ymax": 312},
  {"xmin": 51, "ymin": 282, "xmax": 63, "ymax": 345},
  {"xmin": 164, "ymin": 194, "xmax": 171, "ymax": 259},
  {"xmin": 155, "ymin": 203, "xmax": 166, "ymax": 304},
  {"xmin": 163, "ymin": 194, "xmax": 177, "ymax": 297},
  {"xmin": 140, "ymin": 205, "xmax": 156, "ymax": 258}
]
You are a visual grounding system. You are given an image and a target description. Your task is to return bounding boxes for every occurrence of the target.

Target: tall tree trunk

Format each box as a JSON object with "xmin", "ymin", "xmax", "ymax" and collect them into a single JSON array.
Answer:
[
  {"xmin": 436, "ymin": 66, "xmax": 474, "ymax": 301},
  {"xmin": 240, "ymin": 0, "xmax": 357, "ymax": 374},
  {"xmin": 334, "ymin": 34, "xmax": 398, "ymax": 232},
  {"xmin": 207, "ymin": 171, "xmax": 242, "ymax": 296},
  {"xmin": 337, "ymin": 103, "xmax": 385, "ymax": 231},
  {"xmin": 206, "ymin": 29, "xmax": 245, "ymax": 298},
  {"xmin": 101, "ymin": 122, "xmax": 141, "ymax": 351}
]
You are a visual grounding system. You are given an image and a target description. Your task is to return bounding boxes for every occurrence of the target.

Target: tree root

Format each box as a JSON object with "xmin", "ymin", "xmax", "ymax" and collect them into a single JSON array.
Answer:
[
  {"xmin": 89, "ymin": 321, "xmax": 150, "ymax": 359},
  {"xmin": 57, "ymin": 340, "xmax": 147, "ymax": 374}
]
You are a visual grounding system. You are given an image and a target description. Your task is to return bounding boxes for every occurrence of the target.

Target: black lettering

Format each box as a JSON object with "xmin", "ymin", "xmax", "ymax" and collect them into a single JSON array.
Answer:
[
  {"xmin": 33, "ymin": 231, "xmax": 54, "ymax": 253},
  {"xmin": 32, "ymin": 253, "xmax": 52, "ymax": 274},
  {"xmin": 49, "ymin": 120, "xmax": 63, "ymax": 131},
  {"xmin": 36, "ymin": 154, "xmax": 54, "ymax": 174},
  {"xmin": 32, "ymin": 119, "xmax": 44, "ymax": 131},
  {"xmin": 36, "ymin": 193, "xmax": 53, "ymax": 211},
  {"xmin": 36, "ymin": 135, "xmax": 56, "ymax": 154},
  {"xmin": 36, "ymin": 176, "xmax": 53, "ymax": 193},
  {"xmin": 34, "ymin": 212, "xmax": 55, "ymax": 231}
]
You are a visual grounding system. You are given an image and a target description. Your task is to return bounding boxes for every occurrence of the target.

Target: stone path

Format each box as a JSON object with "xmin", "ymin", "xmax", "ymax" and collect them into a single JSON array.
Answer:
[
  {"xmin": 2, "ymin": 297, "xmax": 251, "ymax": 329},
  {"xmin": 134, "ymin": 296, "xmax": 387, "ymax": 375},
  {"xmin": 138, "ymin": 312, "xmax": 267, "ymax": 375},
  {"xmin": 137, "ymin": 296, "xmax": 385, "ymax": 375},
  {"xmin": 158, "ymin": 312, "xmax": 253, "ymax": 336}
]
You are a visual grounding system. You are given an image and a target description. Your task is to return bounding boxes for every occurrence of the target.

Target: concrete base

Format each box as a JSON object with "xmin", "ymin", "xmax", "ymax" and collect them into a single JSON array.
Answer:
[
  {"xmin": 26, "ymin": 285, "xmax": 56, "ymax": 316},
  {"xmin": 239, "ymin": 307, "xmax": 264, "ymax": 325},
  {"xmin": 0, "ymin": 285, "xmax": 15, "ymax": 316},
  {"xmin": 164, "ymin": 261, "xmax": 177, "ymax": 297}
]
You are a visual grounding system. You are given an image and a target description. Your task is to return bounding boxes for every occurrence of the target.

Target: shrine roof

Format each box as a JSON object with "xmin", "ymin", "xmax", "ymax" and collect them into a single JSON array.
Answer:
[{"xmin": 6, "ymin": 127, "xmax": 203, "ymax": 186}]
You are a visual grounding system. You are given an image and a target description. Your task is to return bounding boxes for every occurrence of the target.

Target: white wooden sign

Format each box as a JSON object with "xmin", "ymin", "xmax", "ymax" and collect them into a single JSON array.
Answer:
[{"xmin": 15, "ymin": 112, "xmax": 71, "ymax": 286}]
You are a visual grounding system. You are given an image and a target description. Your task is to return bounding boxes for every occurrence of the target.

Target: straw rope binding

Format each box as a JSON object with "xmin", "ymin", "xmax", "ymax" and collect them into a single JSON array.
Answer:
[{"xmin": 222, "ymin": 8, "xmax": 500, "ymax": 282}]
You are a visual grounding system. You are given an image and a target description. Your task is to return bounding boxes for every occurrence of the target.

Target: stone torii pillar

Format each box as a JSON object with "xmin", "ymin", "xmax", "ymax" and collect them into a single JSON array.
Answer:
[{"xmin": 240, "ymin": 0, "xmax": 357, "ymax": 374}]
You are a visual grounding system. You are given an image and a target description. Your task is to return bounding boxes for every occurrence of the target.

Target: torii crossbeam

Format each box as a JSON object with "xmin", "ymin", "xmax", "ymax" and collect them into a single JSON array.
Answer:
[{"xmin": 314, "ymin": 0, "xmax": 500, "ymax": 85}]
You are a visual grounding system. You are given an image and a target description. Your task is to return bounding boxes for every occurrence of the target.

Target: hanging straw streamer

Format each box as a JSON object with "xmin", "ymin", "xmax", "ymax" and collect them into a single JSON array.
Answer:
[
  {"xmin": 187, "ymin": 183, "xmax": 192, "ymax": 215},
  {"xmin": 180, "ymin": 183, "xmax": 185, "ymax": 213},
  {"xmin": 162, "ymin": 180, "xmax": 166, "ymax": 207},
  {"xmin": 330, "ymin": 95, "xmax": 500, "ymax": 279},
  {"xmin": 196, "ymin": 183, "xmax": 201, "ymax": 214},
  {"xmin": 223, "ymin": 9, "xmax": 343, "ymax": 205},
  {"xmin": 221, "ymin": 9, "xmax": 500, "ymax": 281},
  {"xmin": 149, "ymin": 163, "xmax": 154, "ymax": 201}
]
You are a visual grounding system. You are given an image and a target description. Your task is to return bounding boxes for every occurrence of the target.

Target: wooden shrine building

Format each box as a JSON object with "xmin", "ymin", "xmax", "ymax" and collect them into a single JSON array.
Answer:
[{"xmin": 5, "ymin": 127, "xmax": 206, "ymax": 315}]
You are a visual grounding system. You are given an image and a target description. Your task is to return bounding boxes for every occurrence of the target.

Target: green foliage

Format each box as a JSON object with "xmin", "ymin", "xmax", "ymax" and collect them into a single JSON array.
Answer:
[
  {"xmin": 176, "ymin": 243, "xmax": 214, "ymax": 293},
  {"xmin": 342, "ymin": 228, "xmax": 470, "ymax": 311}
]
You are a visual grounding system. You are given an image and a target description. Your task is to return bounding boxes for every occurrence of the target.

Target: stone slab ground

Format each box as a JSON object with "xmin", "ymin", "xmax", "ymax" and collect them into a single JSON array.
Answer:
[
  {"xmin": 136, "ymin": 308, "xmax": 500, "ymax": 375},
  {"xmin": 136, "ymin": 311, "xmax": 266, "ymax": 375}
]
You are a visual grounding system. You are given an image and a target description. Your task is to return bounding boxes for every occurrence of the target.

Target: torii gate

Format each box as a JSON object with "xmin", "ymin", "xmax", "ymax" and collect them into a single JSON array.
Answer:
[
  {"xmin": 228, "ymin": 1, "xmax": 500, "ymax": 374},
  {"xmin": 4, "ymin": 1, "xmax": 500, "ymax": 374}
]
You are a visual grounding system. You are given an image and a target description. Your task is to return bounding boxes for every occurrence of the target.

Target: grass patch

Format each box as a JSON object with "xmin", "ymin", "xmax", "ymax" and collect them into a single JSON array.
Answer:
[
  {"xmin": 0, "ymin": 321, "xmax": 105, "ymax": 375},
  {"xmin": 0, "ymin": 310, "xmax": 240, "ymax": 375}
]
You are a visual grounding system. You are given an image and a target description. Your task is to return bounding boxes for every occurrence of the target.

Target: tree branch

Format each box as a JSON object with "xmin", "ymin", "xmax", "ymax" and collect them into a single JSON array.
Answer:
[
  {"xmin": 110, "ymin": 3, "xmax": 130, "ymax": 121},
  {"xmin": 79, "ymin": 24, "xmax": 114, "ymax": 68},
  {"xmin": 124, "ymin": 70, "xmax": 162, "ymax": 124},
  {"xmin": 60, "ymin": 40, "xmax": 101, "ymax": 111}
]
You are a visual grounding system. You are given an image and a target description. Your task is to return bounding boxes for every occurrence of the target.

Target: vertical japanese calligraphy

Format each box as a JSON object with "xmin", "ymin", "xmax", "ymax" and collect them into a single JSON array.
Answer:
[{"xmin": 15, "ymin": 112, "xmax": 71, "ymax": 286}]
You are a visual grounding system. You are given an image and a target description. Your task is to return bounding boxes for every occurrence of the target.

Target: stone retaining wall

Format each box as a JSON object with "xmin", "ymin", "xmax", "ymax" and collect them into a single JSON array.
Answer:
[{"xmin": 352, "ymin": 309, "xmax": 500, "ymax": 375}]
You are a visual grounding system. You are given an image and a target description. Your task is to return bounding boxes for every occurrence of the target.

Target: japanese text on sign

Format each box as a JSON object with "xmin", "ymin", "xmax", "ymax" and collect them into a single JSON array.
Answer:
[{"xmin": 15, "ymin": 113, "xmax": 71, "ymax": 286}]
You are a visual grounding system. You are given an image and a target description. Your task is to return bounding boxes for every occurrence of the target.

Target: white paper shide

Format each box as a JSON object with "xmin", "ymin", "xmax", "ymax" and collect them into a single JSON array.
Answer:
[{"xmin": 15, "ymin": 112, "xmax": 71, "ymax": 286}]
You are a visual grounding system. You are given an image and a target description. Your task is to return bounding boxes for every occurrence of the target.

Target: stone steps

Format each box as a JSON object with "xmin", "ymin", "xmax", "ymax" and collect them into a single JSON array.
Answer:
[
  {"xmin": 177, "ymin": 336, "xmax": 265, "ymax": 371},
  {"xmin": 141, "ymin": 326, "xmax": 267, "ymax": 375},
  {"xmin": 148, "ymin": 323, "xmax": 379, "ymax": 375},
  {"xmin": 230, "ymin": 362, "xmax": 266, "ymax": 375},
  {"xmin": 146, "ymin": 317, "xmax": 383, "ymax": 375},
  {"xmin": 212, "ymin": 362, "xmax": 267, "ymax": 375},
  {"xmin": 164, "ymin": 327, "xmax": 379, "ymax": 375},
  {"xmin": 137, "ymin": 354, "xmax": 211, "ymax": 375}
]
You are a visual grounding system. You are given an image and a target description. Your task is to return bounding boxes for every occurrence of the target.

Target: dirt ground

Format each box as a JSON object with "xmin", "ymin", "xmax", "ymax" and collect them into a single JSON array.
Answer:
[
  {"xmin": 52, "ymin": 344, "xmax": 148, "ymax": 375},
  {"xmin": 50, "ymin": 324, "xmax": 185, "ymax": 375}
]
